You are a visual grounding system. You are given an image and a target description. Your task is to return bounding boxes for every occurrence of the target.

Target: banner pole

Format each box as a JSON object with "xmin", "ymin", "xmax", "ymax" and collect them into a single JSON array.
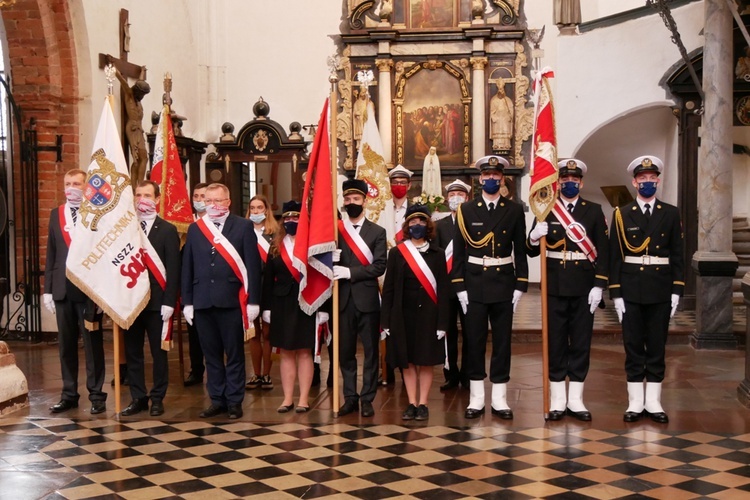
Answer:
[
  {"xmin": 540, "ymin": 236, "xmax": 550, "ymax": 420},
  {"xmin": 113, "ymin": 323, "xmax": 122, "ymax": 415},
  {"xmin": 329, "ymin": 77, "xmax": 340, "ymax": 417}
]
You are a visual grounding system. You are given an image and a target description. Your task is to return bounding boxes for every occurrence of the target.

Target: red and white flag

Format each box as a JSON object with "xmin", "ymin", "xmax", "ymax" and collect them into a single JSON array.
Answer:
[
  {"xmin": 529, "ymin": 68, "xmax": 559, "ymax": 221},
  {"xmin": 66, "ymin": 98, "xmax": 151, "ymax": 329},
  {"xmin": 150, "ymin": 104, "xmax": 193, "ymax": 237},
  {"xmin": 293, "ymin": 99, "xmax": 335, "ymax": 315}
]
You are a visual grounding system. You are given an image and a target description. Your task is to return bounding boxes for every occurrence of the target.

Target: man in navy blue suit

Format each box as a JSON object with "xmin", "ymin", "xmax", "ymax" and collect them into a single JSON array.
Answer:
[{"xmin": 182, "ymin": 183, "xmax": 262, "ymax": 419}]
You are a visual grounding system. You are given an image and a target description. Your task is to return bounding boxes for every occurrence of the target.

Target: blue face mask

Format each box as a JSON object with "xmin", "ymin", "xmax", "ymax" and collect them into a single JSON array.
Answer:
[
  {"xmin": 560, "ymin": 181, "xmax": 580, "ymax": 199},
  {"xmin": 284, "ymin": 221, "xmax": 298, "ymax": 236},
  {"xmin": 249, "ymin": 213, "xmax": 266, "ymax": 224},
  {"xmin": 408, "ymin": 224, "xmax": 427, "ymax": 240},
  {"xmin": 482, "ymin": 178, "xmax": 501, "ymax": 195},
  {"xmin": 637, "ymin": 181, "xmax": 657, "ymax": 198}
]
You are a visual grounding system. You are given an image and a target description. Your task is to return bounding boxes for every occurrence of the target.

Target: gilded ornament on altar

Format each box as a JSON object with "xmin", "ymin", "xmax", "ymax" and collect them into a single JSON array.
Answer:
[{"xmin": 253, "ymin": 129, "xmax": 269, "ymax": 151}]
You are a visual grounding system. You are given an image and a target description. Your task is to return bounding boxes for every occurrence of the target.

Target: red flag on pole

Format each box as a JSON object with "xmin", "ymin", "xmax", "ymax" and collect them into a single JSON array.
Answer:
[
  {"xmin": 150, "ymin": 104, "xmax": 193, "ymax": 236},
  {"xmin": 529, "ymin": 68, "xmax": 558, "ymax": 221},
  {"xmin": 293, "ymin": 99, "xmax": 335, "ymax": 315}
]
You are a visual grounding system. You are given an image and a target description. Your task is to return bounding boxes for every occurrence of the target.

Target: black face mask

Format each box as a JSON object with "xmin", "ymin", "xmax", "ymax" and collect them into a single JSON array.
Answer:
[
  {"xmin": 344, "ymin": 203, "xmax": 364, "ymax": 218},
  {"xmin": 284, "ymin": 221, "xmax": 298, "ymax": 236}
]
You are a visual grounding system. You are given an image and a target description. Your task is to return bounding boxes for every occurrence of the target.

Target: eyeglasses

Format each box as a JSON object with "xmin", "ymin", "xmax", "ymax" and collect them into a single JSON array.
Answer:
[
  {"xmin": 391, "ymin": 180, "xmax": 409, "ymax": 186},
  {"xmin": 204, "ymin": 198, "xmax": 228, "ymax": 204}
]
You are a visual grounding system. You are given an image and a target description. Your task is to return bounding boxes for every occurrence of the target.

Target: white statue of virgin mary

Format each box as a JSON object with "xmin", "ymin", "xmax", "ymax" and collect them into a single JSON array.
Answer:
[{"xmin": 422, "ymin": 146, "xmax": 442, "ymax": 197}]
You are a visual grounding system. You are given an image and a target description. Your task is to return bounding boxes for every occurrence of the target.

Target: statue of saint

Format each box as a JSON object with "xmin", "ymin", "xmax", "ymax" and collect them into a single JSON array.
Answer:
[
  {"xmin": 554, "ymin": 0, "xmax": 581, "ymax": 27},
  {"xmin": 490, "ymin": 79, "xmax": 513, "ymax": 152},
  {"xmin": 422, "ymin": 146, "xmax": 442, "ymax": 197},
  {"xmin": 353, "ymin": 90, "xmax": 368, "ymax": 146},
  {"xmin": 114, "ymin": 66, "xmax": 151, "ymax": 188}
]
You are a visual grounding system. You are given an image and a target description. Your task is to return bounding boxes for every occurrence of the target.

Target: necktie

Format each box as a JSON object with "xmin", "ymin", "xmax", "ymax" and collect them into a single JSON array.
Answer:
[
  {"xmin": 488, "ymin": 202, "xmax": 495, "ymax": 213},
  {"xmin": 353, "ymin": 224, "xmax": 360, "ymax": 231},
  {"xmin": 567, "ymin": 203, "xmax": 574, "ymax": 214},
  {"xmin": 71, "ymin": 207, "xmax": 78, "ymax": 225},
  {"xmin": 644, "ymin": 203, "xmax": 651, "ymax": 218},
  {"xmin": 214, "ymin": 222, "xmax": 221, "ymax": 229},
  {"xmin": 141, "ymin": 220, "xmax": 147, "ymax": 234}
]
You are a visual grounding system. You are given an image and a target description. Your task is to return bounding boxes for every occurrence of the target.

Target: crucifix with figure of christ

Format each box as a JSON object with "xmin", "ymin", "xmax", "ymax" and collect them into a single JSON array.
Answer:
[{"xmin": 98, "ymin": 8, "xmax": 150, "ymax": 188}]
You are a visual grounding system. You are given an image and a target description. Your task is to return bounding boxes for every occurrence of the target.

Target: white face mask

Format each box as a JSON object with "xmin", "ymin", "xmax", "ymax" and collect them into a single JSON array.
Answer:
[
  {"xmin": 136, "ymin": 198, "xmax": 157, "ymax": 220},
  {"xmin": 206, "ymin": 203, "xmax": 230, "ymax": 221},
  {"xmin": 193, "ymin": 200, "xmax": 206, "ymax": 212},
  {"xmin": 448, "ymin": 195, "xmax": 466, "ymax": 212},
  {"xmin": 65, "ymin": 187, "xmax": 83, "ymax": 207}
]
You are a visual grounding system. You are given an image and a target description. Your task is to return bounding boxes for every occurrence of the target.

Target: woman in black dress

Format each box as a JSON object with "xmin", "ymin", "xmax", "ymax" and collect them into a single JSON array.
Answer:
[
  {"xmin": 262, "ymin": 201, "xmax": 328, "ymax": 413},
  {"xmin": 381, "ymin": 204, "xmax": 450, "ymax": 421}
]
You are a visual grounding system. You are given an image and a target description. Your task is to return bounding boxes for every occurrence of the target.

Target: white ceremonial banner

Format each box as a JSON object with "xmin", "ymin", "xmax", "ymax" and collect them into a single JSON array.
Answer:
[{"xmin": 66, "ymin": 98, "xmax": 150, "ymax": 329}]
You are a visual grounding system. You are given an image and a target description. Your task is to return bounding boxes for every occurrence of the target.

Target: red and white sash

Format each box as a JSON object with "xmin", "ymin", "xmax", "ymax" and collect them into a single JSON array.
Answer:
[
  {"xmin": 397, "ymin": 240, "xmax": 438, "ymax": 304},
  {"xmin": 280, "ymin": 235, "xmax": 302, "ymax": 283},
  {"xmin": 256, "ymin": 230, "xmax": 270, "ymax": 263},
  {"xmin": 338, "ymin": 219, "xmax": 373, "ymax": 266},
  {"xmin": 444, "ymin": 240, "xmax": 454, "ymax": 273},
  {"xmin": 139, "ymin": 223, "xmax": 173, "ymax": 351},
  {"xmin": 196, "ymin": 216, "xmax": 252, "ymax": 335},
  {"xmin": 59, "ymin": 204, "xmax": 74, "ymax": 247},
  {"xmin": 551, "ymin": 199, "xmax": 598, "ymax": 263}
]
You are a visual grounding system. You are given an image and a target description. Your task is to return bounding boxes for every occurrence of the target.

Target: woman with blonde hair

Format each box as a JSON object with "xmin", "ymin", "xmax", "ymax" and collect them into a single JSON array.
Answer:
[{"xmin": 245, "ymin": 194, "xmax": 278, "ymax": 391}]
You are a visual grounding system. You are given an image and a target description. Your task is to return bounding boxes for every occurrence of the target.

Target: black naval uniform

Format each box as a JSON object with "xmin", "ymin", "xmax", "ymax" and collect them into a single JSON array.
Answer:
[
  {"xmin": 526, "ymin": 198, "xmax": 608, "ymax": 383},
  {"xmin": 609, "ymin": 199, "xmax": 684, "ymax": 382},
  {"xmin": 451, "ymin": 195, "xmax": 528, "ymax": 383}
]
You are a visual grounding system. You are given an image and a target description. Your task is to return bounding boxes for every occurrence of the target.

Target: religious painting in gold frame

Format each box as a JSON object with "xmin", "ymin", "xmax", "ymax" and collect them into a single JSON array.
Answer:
[
  {"xmin": 408, "ymin": 0, "xmax": 457, "ymax": 29},
  {"xmin": 394, "ymin": 61, "xmax": 470, "ymax": 168}
]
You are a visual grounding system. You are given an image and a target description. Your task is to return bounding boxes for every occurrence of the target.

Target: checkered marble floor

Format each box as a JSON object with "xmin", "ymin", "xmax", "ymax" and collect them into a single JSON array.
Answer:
[{"xmin": 2, "ymin": 416, "xmax": 750, "ymax": 499}]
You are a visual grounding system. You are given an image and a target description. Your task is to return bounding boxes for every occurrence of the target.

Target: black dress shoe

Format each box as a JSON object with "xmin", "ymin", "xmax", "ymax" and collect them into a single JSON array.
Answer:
[
  {"xmin": 338, "ymin": 400, "xmax": 358, "ymax": 416},
  {"xmin": 464, "ymin": 407, "xmax": 485, "ymax": 419},
  {"xmin": 277, "ymin": 403, "xmax": 294, "ymax": 413},
  {"xmin": 295, "ymin": 406, "xmax": 310, "ymax": 413},
  {"xmin": 566, "ymin": 408, "xmax": 592, "ymax": 422},
  {"xmin": 644, "ymin": 410, "xmax": 669, "ymax": 423},
  {"xmin": 547, "ymin": 410, "xmax": 565, "ymax": 421},
  {"xmin": 150, "ymin": 401, "xmax": 164, "ymax": 416},
  {"xmin": 361, "ymin": 401, "xmax": 375, "ymax": 417},
  {"xmin": 199, "ymin": 404, "xmax": 227, "ymax": 418},
  {"xmin": 623, "ymin": 410, "xmax": 643, "ymax": 422},
  {"xmin": 491, "ymin": 407, "xmax": 514, "ymax": 420},
  {"xmin": 121, "ymin": 398, "xmax": 149, "ymax": 416},
  {"xmin": 183, "ymin": 372, "xmax": 203, "ymax": 387},
  {"xmin": 227, "ymin": 404, "xmax": 243, "ymax": 419},
  {"xmin": 90, "ymin": 401, "xmax": 106, "ymax": 415},
  {"xmin": 440, "ymin": 380, "xmax": 459, "ymax": 391},
  {"xmin": 402, "ymin": 404, "xmax": 417, "ymax": 420},
  {"xmin": 50, "ymin": 400, "xmax": 78, "ymax": 413}
]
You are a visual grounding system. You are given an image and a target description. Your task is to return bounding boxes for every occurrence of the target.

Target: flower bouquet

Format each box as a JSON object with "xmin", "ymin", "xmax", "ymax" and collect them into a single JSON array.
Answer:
[{"xmin": 411, "ymin": 193, "xmax": 448, "ymax": 213}]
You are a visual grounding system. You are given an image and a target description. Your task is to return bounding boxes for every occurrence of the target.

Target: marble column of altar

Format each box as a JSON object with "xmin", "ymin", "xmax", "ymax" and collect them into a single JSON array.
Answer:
[
  {"xmin": 470, "ymin": 57, "xmax": 488, "ymax": 163},
  {"xmin": 693, "ymin": 0, "xmax": 738, "ymax": 350},
  {"xmin": 376, "ymin": 58, "xmax": 393, "ymax": 164}
]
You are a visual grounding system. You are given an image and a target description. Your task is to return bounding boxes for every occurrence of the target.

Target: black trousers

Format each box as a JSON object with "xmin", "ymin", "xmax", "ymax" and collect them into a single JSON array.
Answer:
[
  {"xmin": 55, "ymin": 298, "xmax": 106, "ymax": 403},
  {"xmin": 622, "ymin": 301, "xmax": 671, "ymax": 382},
  {"xmin": 339, "ymin": 300, "xmax": 379, "ymax": 404},
  {"xmin": 195, "ymin": 307, "xmax": 245, "ymax": 406},
  {"xmin": 443, "ymin": 296, "xmax": 468, "ymax": 384},
  {"xmin": 464, "ymin": 300, "xmax": 513, "ymax": 383},
  {"xmin": 124, "ymin": 310, "xmax": 169, "ymax": 402},
  {"xmin": 186, "ymin": 320, "xmax": 205, "ymax": 377},
  {"xmin": 547, "ymin": 295, "xmax": 594, "ymax": 382}
]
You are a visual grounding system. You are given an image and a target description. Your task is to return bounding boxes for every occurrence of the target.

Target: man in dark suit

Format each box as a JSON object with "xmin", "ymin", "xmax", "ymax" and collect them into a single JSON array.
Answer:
[
  {"xmin": 451, "ymin": 155, "xmax": 528, "ymax": 419},
  {"xmin": 120, "ymin": 181, "xmax": 181, "ymax": 417},
  {"xmin": 333, "ymin": 179, "xmax": 387, "ymax": 417},
  {"xmin": 184, "ymin": 182, "xmax": 208, "ymax": 386},
  {"xmin": 435, "ymin": 179, "xmax": 471, "ymax": 391},
  {"xmin": 43, "ymin": 169, "xmax": 107, "ymax": 415},
  {"xmin": 610, "ymin": 156, "xmax": 684, "ymax": 424},
  {"xmin": 527, "ymin": 159, "xmax": 608, "ymax": 421},
  {"xmin": 182, "ymin": 183, "xmax": 262, "ymax": 419}
]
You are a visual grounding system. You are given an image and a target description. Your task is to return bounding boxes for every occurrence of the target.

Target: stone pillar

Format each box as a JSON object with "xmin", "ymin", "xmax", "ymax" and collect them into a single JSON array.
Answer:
[
  {"xmin": 376, "ymin": 58, "xmax": 393, "ymax": 164},
  {"xmin": 470, "ymin": 57, "xmax": 488, "ymax": 162},
  {"xmin": 692, "ymin": 0, "xmax": 738, "ymax": 349},
  {"xmin": 0, "ymin": 341, "xmax": 29, "ymax": 415}
]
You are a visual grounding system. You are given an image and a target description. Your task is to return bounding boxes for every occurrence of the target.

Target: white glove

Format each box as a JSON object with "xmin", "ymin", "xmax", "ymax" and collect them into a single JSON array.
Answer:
[
  {"xmin": 333, "ymin": 249, "xmax": 342, "ymax": 263},
  {"xmin": 588, "ymin": 287, "xmax": 603, "ymax": 315},
  {"xmin": 529, "ymin": 222, "xmax": 548, "ymax": 245},
  {"xmin": 380, "ymin": 328, "xmax": 390, "ymax": 341},
  {"xmin": 161, "ymin": 305, "xmax": 175, "ymax": 322},
  {"xmin": 183, "ymin": 305, "xmax": 194, "ymax": 325},
  {"xmin": 512, "ymin": 290, "xmax": 524, "ymax": 313},
  {"xmin": 247, "ymin": 304, "xmax": 260, "ymax": 322},
  {"xmin": 317, "ymin": 311, "xmax": 329, "ymax": 324},
  {"xmin": 437, "ymin": 330, "xmax": 446, "ymax": 340},
  {"xmin": 262, "ymin": 310, "xmax": 271, "ymax": 324},
  {"xmin": 670, "ymin": 294, "xmax": 680, "ymax": 318},
  {"xmin": 333, "ymin": 265, "xmax": 351, "ymax": 280},
  {"xmin": 43, "ymin": 293, "xmax": 55, "ymax": 315},
  {"xmin": 457, "ymin": 291, "xmax": 468, "ymax": 314},
  {"xmin": 613, "ymin": 298, "xmax": 626, "ymax": 323}
]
